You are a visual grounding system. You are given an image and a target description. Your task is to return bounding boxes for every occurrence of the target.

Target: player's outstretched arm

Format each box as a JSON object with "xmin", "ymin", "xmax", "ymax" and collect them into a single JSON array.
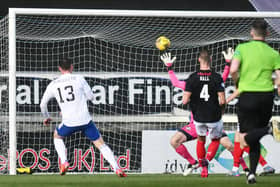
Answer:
[
  {"xmin": 160, "ymin": 52, "xmax": 186, "ymax": 90},
  {"xmin": 222, "ymin": 47, "xmax": 234, "ymax": 82}
]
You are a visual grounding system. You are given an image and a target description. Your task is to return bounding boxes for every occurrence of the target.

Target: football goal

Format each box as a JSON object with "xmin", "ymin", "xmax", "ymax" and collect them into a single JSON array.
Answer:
[{"xmin": 1, "ymin": 8, "xmax": 280, "ymax": 175}]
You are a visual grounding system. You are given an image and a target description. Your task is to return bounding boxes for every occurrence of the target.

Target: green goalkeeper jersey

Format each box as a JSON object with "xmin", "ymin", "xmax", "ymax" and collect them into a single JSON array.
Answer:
[{"xmin": 233, "ymin": 40, "xmax": 280, "ymax": 93}]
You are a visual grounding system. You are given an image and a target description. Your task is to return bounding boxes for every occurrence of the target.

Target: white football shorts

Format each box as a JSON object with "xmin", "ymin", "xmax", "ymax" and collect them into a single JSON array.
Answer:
[{"xmin": 194, "ymin": 120, "xmax": 223, "ymax": 139}]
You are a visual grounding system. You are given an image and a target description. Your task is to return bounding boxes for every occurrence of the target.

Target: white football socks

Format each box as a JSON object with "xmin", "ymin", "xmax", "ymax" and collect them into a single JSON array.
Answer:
[
  {"xmin": 99, "ymin": 144, "xmax": 120, "ymax": 172},
  {"xmin": 54, "ymin": 138, "xmax": 67, "ymax": 164}
]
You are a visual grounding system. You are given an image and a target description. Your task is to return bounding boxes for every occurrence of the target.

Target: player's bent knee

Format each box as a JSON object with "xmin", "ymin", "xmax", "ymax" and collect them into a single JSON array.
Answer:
[
  {"xmin": 170, "ymin": 138, "xmax": 178, "ymax": 148},
  {"xmin": 170, "ymin": 132, "xmax": 185, "ymax": 148}
]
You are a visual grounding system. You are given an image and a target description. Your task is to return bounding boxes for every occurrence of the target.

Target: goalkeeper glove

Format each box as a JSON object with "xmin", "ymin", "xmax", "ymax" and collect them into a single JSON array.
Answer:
[
  {"xmin": 222, "ymin": 47, "xmax": 234, "ymax": 64},
  {"xmin": 160, "ymin": 52, "xmax": 176, "ymax": 71}
]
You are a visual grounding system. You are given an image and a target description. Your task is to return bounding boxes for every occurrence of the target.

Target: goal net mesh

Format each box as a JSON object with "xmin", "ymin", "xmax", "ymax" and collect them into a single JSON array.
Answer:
[{"xmin": 0, "ymin": 13, "xmax": 280, "ymax": 174}]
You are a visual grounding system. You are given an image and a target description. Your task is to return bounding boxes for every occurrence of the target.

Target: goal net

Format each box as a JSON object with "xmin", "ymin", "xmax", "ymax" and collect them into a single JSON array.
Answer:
[{"xmin": 1, "ymin": 9, "xmax": 280, "ymax": 174}]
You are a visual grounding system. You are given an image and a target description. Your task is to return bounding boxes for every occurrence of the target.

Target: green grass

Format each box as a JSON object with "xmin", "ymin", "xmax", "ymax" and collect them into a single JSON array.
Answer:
[{"xmin": 0, "ymin": 174, "xmax": 279, "ymax": 187}]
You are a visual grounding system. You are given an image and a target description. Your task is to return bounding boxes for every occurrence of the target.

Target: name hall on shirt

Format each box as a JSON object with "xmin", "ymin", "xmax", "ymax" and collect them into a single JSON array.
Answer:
[{"xmin": 200, "ymin": 76, "xmax": 209, "ymax": 81}]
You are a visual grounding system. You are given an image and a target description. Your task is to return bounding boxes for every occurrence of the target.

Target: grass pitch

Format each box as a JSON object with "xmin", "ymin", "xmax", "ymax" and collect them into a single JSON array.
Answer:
[{"xmin": 0, "ymin": 174, "xmax": 279, "ymax": 187}]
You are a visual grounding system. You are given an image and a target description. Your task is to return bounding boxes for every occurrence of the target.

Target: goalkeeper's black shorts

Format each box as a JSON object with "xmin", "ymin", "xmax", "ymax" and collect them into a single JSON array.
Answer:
[{"xmin": 237, "ymin": 91, "xmax": 274, "ymax": 133}]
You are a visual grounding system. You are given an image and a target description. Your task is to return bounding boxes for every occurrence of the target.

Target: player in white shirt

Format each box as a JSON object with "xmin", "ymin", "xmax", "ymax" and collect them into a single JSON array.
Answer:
[{"xmin": 40, "ymin": 58, "xmax": 127, "ymax": 177}]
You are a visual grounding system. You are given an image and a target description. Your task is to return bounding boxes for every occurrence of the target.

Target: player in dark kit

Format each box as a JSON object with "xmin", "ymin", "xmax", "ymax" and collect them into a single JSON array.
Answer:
[
  {"xmin": 161, "ymin": 49, "xmax": 237, "ymax": 176},
  {"xmin": 183, "ymin": 49, "xmax": 226, "ymax": 178}
]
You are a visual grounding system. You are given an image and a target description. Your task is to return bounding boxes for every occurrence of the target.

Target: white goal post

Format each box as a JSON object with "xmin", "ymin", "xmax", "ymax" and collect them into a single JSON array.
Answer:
[{"xmin": 6, "ymin": 8, "xmax": 280, "ymax": 175}]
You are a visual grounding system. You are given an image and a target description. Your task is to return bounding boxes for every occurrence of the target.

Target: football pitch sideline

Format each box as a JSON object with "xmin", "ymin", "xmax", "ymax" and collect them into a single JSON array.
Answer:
[{"xmin": 0, "ymin": 174, "xmax": 279, "ymax": 187}]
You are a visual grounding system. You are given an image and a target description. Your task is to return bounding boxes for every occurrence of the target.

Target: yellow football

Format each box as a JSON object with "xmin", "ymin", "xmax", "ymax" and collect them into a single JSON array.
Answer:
[{"xmin": 155, "ymin": 36, "xmax": 171, "ymax": 51}]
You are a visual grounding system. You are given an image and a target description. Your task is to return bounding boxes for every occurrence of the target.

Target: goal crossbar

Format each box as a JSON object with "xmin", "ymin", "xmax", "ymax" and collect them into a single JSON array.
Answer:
[{"xmin": 9, "ymin": 8, "xmax": 280, "ymax": 18}]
